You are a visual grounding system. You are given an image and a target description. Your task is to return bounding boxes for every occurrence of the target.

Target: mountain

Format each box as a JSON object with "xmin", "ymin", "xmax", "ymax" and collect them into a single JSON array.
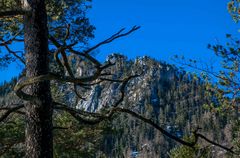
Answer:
[
  {"xmin": 0, "ymin": 54, "xmax": 237, "ymax": 157},
  {"xmin": 58, "ymin": 54, "xmax": 236, "ymax": 157}
]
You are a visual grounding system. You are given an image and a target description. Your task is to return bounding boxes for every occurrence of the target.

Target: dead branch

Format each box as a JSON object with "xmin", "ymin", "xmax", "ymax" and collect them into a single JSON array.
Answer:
[
  {"xmin": 53, "ymin": 126, "xmax": 69, "ymax": 130},
  {"xmin": 54, "ymin": 102, "xmax": 104, "ymax": 118},
  {"xmin": 0, "ymin": 29, "xmax": 23, "ymax": 46},
  {"xmin": 2, "ymin": 44, "xmax": 25, "ymax": 64},
  {"xmin": 0, "ymin": 29, "xmax": 25, "ymax": 64},
  {"xmin": 83, "ymin": 26, "xmax": 140, "ymax": 54},
  {"xmin": 117, "ymin": 108, "xmax": 236, "ymax": 154},
  {"xmin": 193, "ymin": 129, "xmax": 235, "ymax": 154},
  {"xmin": 53, "ymin": 73, "xmax": 140, "ymax": 125},
  {"xmin": 172, "ymin": 58, "xmax": 240, "ymax": 86},
  {"xmin": 0, "ymin": 106, "xmax": 25, "ymax": 115},
  {"xmin": 0, "ymin": 9, "xmax": 26, "ymax": 17},
  {"xmin": 49, "ymin": 31, "xmax": 102, "ymax": 100},
  {"xmin": 53, "ymin": 102, "xmax": 236, "ymax": 154},
  {"xmin": 46, "ymin": 26, "xmax": 140, "ymax": 102},
  {"xmin": 0, "ymin": 104, "xmax": 24, "ymax": 122}
]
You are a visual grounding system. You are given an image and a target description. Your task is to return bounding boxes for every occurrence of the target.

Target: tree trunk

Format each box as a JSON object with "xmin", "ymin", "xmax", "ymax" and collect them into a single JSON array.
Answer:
[{"xmin": 24, "ymin": 0, "xmax": 53, "ymax": 157}]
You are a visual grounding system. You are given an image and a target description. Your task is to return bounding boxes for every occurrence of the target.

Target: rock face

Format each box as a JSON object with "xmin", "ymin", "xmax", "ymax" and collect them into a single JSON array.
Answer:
[
  {"xmin": 80, "ymin": 85, "xmax": 102, "ymax": 112},
  {"xmin": 76, "ymin": 54, "xmax": 177, "ymax": 113}
]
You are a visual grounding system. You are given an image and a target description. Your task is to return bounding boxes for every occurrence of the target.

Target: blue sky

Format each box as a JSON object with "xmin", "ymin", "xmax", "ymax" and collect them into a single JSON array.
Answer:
[
  {"xmin": 0, "ymin": 0, "xmax": 239, "ymax": 82},
  {"xmin": 87, "ymin": 0, "xmax": 239, "ymax": 61}
]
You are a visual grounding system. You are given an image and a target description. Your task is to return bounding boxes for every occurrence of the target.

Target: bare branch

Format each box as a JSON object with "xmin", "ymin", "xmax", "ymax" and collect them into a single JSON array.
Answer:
[
  {"xmin": 53, "ymin": 126, "xmax": 69, "ymax": 130},
  {"xmin": 56, "ymin": 104, "xmax": 179, "ymax": 145},
  {"xmin": 49, "ymin": 26, "xmax": 140, "ymax": 67},
  {"xmin": 0, "ymin": 29, "xmax": 25, "ymax": 64},
  {"xmin": 0, "ymin": 9, "xmax": 26, "ymax": 17},
  {"xmin": 3, "ymin": 44, "xmax": 25, "ymax": 64},
  {"xmin": 111, "ymin": 107, "xmax": 236, "ymax": 153},
  {"xmin": 54, "ymin": 101, "xmax": 236, "ymax": 154},
  {"xmin": 0, "ymin": 104, "xmax": 24, "ymax": 122},
  {"xmin": 53, "ymin": 74, "xmax": 140, "ymax": 125},
  {"xmin": 172, "ymin": 58, "xmax": 240, "ymax": 86},
  {"xmin": 0, "ymin": 29, "xmax": 23, "ymax": 45},
  {"xmin": 63, "ymin": 24, "xmax": 71, "ymax": 43},
  {"xmin": 0, "ymin": 106, "xmax": 25, "ymax": 115},
  {"xmin": 112, "ymin": 107, "xmax": 195, "ymax": 146},
  {"xmin": 193, "ymin": 129, "xmax": 235, "ymax": 154},
  {"xmin": 67, "ymin": 112, "xmax": 106, "ymax": 125},
  {"xmin": 49, "ymin": 33, "xmax": 105, "ymax": 100},
  {"xmin": 68, "ymin": 48, "xmax": 101, "ymax": 67},
  {"xmin": 54, "ymin": 102, "xmax": 105, "ymax": 118},
  {"xmin": 47, "ymin": 26, "xmax": 140, "ymax": 102},
  {"xmin": 83, "ymin": 26, "xmax": 140, "ymax": 54}
]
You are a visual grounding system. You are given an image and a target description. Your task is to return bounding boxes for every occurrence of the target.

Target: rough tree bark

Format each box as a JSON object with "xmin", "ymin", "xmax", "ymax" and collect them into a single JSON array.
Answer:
[{"xmin": 24, "ymin": 0, "xmax": 53, "ymax": 157}]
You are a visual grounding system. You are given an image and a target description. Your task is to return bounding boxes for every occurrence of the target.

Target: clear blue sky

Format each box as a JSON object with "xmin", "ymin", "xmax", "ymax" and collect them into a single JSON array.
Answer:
[
  {"xmin": 88, "ymin": 0, "xmax": 239, "ymax": 61},
  {"xmin": 0, "ymin": 0, "xmax": 239, "ymax": 82}
]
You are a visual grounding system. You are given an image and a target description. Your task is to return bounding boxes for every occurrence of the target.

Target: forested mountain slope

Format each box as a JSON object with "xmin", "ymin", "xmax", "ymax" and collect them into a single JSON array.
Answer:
[
  {"xmin": 74, "ymin": 54, "xmax": 236, "ymax": 157},
  {"xmin": 0, "ymin": 54, "xmax": 238, "ymax": 157}
]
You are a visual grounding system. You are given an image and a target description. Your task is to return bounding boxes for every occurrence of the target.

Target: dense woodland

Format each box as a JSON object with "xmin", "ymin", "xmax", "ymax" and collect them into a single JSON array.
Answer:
[{"xmin": 0, "ymin": 0, "xmax": 239, "ymax": 157}]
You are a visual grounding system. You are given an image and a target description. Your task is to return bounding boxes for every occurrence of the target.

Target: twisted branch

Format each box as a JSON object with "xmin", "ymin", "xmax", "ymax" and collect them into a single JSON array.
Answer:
[
  {"xmin": 0, "ymin": 104, "xmax": 24, "ymax": 122},
  {"xmin": 0, "ymin": 9, "xmax": 26, "ymax": 17},
  {"xmin": 54, "ymin": 103, "xmax": 236, "ymax": 154},
  {"xmin": 83, "ymin": 26, "xmax": 140, "ymax": 54},
  {"xmin": 0, "ymin": 29, "xmax": 25, "ymax": 64}
]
